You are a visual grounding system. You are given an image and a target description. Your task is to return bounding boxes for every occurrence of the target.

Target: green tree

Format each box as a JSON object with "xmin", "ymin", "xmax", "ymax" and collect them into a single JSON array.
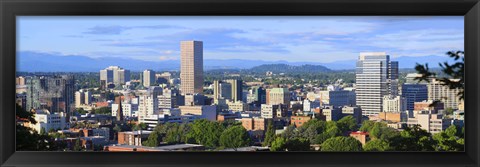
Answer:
[
  {"xmin": 164, "ymin": 123, "xmax": 191, "ymax": 144},
  {"xmin": 73, "ymin": 138, "xmax": 83, "ymax": 151},
  {"xmin": 270, "ymin": 136, "xmax": 287, "ymax": 151},
  {"xmin": 113, "ymin": 124, "xmax": 122, "ymax": 142},
  {"xmin": 143, "ymin": 131, "xmax": 161, "ymax": 147},
  {"xmin": 263, "ymin": 120, "xmax": 276, "ymax": 146},
  {"xmin": 93, "ymin": 107, "xmax": 112, "ymax": 115},
  {"xmin": 16, "ymin": 104, "xmax": 59, "ymax": 151},
  {"xmin": 187, "ymin": 119, "xmax": 225, "ymax": 148},
  {"xmin": 432, "ymin": 125, "xmax": 464, "ymax": 151},
  {"xmin": 390, "ymin": 125, "xmax": 435, "ymax": 151},
  {"xmin": 321, "ymin": 136, "xmax": 363, "ymax": 152},
  {"xmin": 285, "ymin": 138, "xmax": 311, "ymax": 151},
  {"xmin": 364, "ymin": 139, "xmax": 391, "ymax": 151},
  {"xmin": 359, "ymin": 120, "xmax": 375, "ymax": 132},
  {"xmin": 337, "ymin": 115, "xmax": 358, "ymax": 132},
  {"xmin": 219, "ymin": 126, "xmax": 251, "ymax": 151},
  {"xmin": 415, "ymin": 51, "xmax": 464, "ymax": 101}
]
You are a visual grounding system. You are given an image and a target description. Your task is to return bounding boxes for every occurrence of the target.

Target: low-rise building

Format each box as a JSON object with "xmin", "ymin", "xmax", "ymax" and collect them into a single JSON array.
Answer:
[
  {"xmin": 350, "ymin": 131, "xmax": 370, "ymax": 145},
  {"xmin": 27, "ymin": 109, "xmax": 68, "ymax": 133},
  {"xmin": 117, "ymin": 131, "xmax": 153, "ymax": 146},
  {"xmin": 290, "ymin": 115, "xmax": 311, "ymax": 127},
  {"xmin": 179, "ymin": 105, "xmax": 217, "ymax": 121}
]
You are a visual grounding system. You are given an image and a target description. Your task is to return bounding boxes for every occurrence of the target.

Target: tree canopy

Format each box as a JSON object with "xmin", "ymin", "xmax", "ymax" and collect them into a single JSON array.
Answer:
[
  {"xmin": 219, "ymin": 126, "xmax": 251, "ymax": 151},
  {"xmin": 321, "ymin": 136, "xmax": 363, "ymax": 152}
]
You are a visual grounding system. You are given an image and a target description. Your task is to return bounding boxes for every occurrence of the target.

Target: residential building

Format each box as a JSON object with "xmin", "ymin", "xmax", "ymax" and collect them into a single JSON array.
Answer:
[
  {"xmin": 414, "ymin": 100, "xmax": 444, "ymax": 114},
  {"xmin": 143, "ymin": 69, "xmax": 156, "ymax": 87},
  {"xmin": 382, "ymin": 95, "xmax": 407, "ymax": 113},
  {"xmin": 427, "ymin": 78, "xmax": 462, "ymax": 109},
  {"xmin": 75, "ymin": 89, "xmax": 92, "ymax": 107},
  {"xmin": 240, "ymin": 117, "xmax": 271, "ymax": 131},
  {"xmin": 180, "ymin": 41, "xmax": 203, "ymax": 94},
  {"xmin": 407, "ymin": 112, "xmax": 452, "ymax": 134},
  {"xmin": 138, "ymin": 95, "xmax": 158, "ymax": 117}
]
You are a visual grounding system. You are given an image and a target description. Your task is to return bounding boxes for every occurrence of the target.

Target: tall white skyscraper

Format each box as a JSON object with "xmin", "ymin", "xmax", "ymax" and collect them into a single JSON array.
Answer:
[
  {"xmin": 143, "ymin": 69, "xmax": 155, "ymax": 87},
  {"xmin": 356, "ymin": 52, "xmax": 399, "ymax": 116},
  {"xmin": 180, "ymin": 41, "xmax": 203, "ymax": 95}
]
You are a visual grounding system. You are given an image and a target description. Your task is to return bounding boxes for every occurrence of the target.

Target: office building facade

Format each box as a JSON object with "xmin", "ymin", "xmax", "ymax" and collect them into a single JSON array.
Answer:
[{"xmin": 180, "ymin": 41, "xmax": 203, "ymax": 94}]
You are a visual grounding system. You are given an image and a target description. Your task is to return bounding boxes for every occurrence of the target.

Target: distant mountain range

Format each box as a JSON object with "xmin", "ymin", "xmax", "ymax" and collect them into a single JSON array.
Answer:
[
  {"xmin": 249, "ymin": 64, "xmax": 331, "ymax": 73},
  {"xmin": 17, "ymin": 51, "xmax": 455, "ymax": 72}
]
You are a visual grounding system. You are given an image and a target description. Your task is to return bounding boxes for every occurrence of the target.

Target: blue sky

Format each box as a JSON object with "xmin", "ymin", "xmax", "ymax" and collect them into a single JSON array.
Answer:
[{"xmin": 17, "ymin": 16, "xmax": 464, "ymax": 63}]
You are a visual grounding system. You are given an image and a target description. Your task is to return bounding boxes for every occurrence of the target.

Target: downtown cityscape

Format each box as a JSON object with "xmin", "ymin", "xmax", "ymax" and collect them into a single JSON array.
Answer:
[{"xmin": 16, "ymin": 16, "xmax": 465, "ymax": 152}]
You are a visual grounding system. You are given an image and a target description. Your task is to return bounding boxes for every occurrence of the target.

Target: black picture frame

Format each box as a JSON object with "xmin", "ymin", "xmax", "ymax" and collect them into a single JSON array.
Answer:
[{"xmin": 1, "ymin": 0, "xmax": 479, "ymax": 167}]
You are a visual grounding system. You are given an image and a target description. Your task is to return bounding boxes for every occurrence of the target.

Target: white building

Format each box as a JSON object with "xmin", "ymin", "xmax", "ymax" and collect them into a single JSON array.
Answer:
[
  {"xmin": 382, "ymin": 95, "xmax": 407, "ymax": 113},
  {"xmin": 111, "ymin": 103, "xmax": 138, "ymax": 118},
  {"xmin": 100, "ymin": 66, "xmax": 130, "ymax": 86},
  {"xmin": 356, "ymin": 52, "xmax": 399, "ymax": 116},
  {"xmin": 303, "ymin": 99, "xmax": 321, "ymax": 112},
  {"xmin": 407, "ymin": 111, "xmax": 452, "ymax": 134},
  {"xmin": 28, "ymin": 109, "xmax": 68, "ymax": 133},
  {"xmin": 138, "ymin": 95, "xmax": 159, "ymax": 117},
  {"xmin": 261, "ymin": 104, "xmax": 287, "ymax": 119},
  {"xmin": 428, "ymin": 78, "xmax": 462, "ymax": 109},
  {"xmin": 143, "ymin": 69, "xmax": 156, "ymax": 87},
  {"xmin": 75, "ymin": 89, "xmax": 92, "ymax": 107}
]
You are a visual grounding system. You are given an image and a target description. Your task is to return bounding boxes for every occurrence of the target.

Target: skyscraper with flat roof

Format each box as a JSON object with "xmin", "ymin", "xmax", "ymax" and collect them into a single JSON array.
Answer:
[
  {"xmin": 143, "ymin": 69, "xmax": 155, "ymax": 87},
  {"xmin": 180, "ymin": 41, "xmax": 203, "ymax": 94},
  {"xmin": 355, "ymin": 52, "xmax": 399, "ymax": 116}
]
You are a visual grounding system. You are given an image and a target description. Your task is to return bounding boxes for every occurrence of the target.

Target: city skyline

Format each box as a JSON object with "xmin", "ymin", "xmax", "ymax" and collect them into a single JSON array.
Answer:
[{"xmin": 18, "ymin": 16, "xmax": 463, "ymax": 63}]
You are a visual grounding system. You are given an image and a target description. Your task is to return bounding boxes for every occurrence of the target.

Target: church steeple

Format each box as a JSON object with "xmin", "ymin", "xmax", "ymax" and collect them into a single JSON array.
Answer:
[{"xmin": 115, "ymin": 96, "xmax": 124, "ymax": 122}]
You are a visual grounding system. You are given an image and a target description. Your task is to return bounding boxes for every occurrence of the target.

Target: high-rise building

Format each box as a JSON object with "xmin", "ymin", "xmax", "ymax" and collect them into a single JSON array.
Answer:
[
  {"xmin": 100, "ymin": 66, "xmax": 130, "ymax": 87},
  {"xmin": 138, "ymin": 95, "xmax": 159, "ymax": 118},
  {"xmin": 158, "ymin": 88, "xmax": 182, "ymax": 109},
  {"xmin": 401, "ymin": 83, "xmax": 428, "ymax": 111},
  {"xmin": 26, "ymin": 75, "xmax": 75, "ymax": 116},
  {"xmin": 266, "ymin": 88, "xmax": 290, "ymax": 106},
  {"xmin": 225, "ymin": 79, "xmax": 243, "ymax": 102},
  {"xmin": 382, "ymin": 95, "xmax": 407, "ymax": 113},
  {"xmin": 213, "ymin": 79, "xmax": 243, "ymax": 102},
  {"xmin": 75, "ymin": 89, "xmax": 92, "ymax": 107},
  {"xmin": 427, "ymin": 78, "xmax": 462, "ymax": 109},
  {"xmin": 180, "ymin": 41, "xmax": 203, "ymax": 94},
  {"xmin": 355, "ymin": 52, "xmax": 398, "ymax": 116},
  {"xmin": 143, "ymin": 69, "xmax": 156, "ymax": 87}
]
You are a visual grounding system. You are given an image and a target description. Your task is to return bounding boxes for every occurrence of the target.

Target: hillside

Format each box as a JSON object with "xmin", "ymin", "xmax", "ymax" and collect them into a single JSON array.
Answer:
[{"xmin": 248, "ymin": 64, "xmax": 332, "ymax": 73}]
